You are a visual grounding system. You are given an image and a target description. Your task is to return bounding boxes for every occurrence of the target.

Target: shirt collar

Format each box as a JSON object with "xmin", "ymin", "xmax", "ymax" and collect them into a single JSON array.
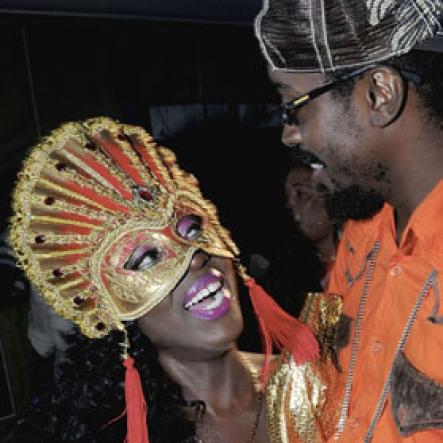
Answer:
[{"xmin": 382, "ymin": 178, "xmax": 443, "ymax": 253}]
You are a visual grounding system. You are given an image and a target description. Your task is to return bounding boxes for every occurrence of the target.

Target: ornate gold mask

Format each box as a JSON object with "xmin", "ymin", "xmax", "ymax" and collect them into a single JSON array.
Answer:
[{"xmin": 10, "ymin": 117, "xmax": 238, "ymax": 338}]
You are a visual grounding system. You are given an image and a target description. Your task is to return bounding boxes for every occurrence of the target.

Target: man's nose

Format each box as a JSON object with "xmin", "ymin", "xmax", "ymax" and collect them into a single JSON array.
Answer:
[{"xmin": 281, "ymin": 123, "xmax": 302, "ymax": 147}]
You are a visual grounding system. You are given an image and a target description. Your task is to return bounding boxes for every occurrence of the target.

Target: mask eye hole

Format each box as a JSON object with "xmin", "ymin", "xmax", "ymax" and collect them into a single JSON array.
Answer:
[
  {"xmin": 124, "ymin": 245, "xmax": 163, "ymax": 271},
  {"xmin": 176, "ymin": 214, "xmax": 203, "ymax": 241}
]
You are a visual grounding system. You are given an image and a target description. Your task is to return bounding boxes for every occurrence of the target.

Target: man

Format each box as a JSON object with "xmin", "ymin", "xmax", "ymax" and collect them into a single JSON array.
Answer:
[{"xmin": 256, "ymin": 1, "xmax": 443, "ymax": 442}]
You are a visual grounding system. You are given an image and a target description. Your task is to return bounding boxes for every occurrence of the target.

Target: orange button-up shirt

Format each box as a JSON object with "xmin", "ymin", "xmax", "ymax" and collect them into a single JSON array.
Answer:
[{"xmin": 326, "ymin": 180, "xmax": 443, "ymax": 443}]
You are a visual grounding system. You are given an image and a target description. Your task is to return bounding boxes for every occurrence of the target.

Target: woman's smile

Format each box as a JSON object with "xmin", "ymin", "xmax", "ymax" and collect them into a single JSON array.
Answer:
[{"xmin": 183, "ymin": 268, "xmax": 232, "ymax": 320}]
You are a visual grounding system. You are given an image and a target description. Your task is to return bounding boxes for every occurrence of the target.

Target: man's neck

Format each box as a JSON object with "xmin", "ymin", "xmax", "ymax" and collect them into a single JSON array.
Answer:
[{"xmin": 386, "ymin": 130, "xmax": 443, "ymax": 240}]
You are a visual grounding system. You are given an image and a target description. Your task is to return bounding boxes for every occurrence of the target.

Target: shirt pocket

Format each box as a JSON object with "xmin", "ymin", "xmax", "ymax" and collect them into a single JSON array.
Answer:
[
  {"xmin": 391, "ymin": 351, "xmax": 443, "ymax": 436},
  {"xmin": 343, "ymin": 238, "xmax": 376, "ymax": 288}
]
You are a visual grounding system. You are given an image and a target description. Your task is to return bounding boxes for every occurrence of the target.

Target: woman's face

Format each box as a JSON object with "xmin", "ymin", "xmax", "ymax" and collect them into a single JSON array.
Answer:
[
  {"xmin": 285, "ymin": 166, "xmax": 332, "ymax": 242},
  {"xmin": 137, "ymin": 250, "xmax": 242, "ymax": 355}
]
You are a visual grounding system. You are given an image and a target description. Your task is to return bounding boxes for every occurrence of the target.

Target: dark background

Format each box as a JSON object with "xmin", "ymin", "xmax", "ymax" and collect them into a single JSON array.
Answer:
[
  {"xmin": 0, "ymin": 8, "xmax": 288, "ymax": 256},
  {"xmin": 0, "ymin": 0, "xmax": 263, "ymax": 23},
  {"xmin": 0, "ymin": 2, "xmax": 319, "ymax": 421}
]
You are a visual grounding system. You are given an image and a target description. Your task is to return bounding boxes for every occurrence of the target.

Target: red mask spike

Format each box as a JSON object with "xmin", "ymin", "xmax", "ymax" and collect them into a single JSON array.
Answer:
[
  {"xmin": 95, "ymin": 137, "xmax": 145, "ymax": 187},
  {"xmin": 131, "ymin": 140, "xmax": 171, "ymax": 191}
]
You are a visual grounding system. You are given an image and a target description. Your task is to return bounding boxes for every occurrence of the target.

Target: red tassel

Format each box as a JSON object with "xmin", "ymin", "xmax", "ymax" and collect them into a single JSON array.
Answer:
[
  {"xmin": 123, "ymin": 357, "xmax": 149, "ymax": 443},
  {"xmin": 244, "ymin": 278, "xmax": 319, "ymax": 378}
]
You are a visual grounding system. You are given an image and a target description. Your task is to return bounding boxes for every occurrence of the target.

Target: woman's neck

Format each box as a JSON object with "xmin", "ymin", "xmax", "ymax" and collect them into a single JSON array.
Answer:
[
  {"xmin": 315, "ymin": 233, "xmax": 336, "ymax": 264},
  {"xmin": 158, "ymin": 347, "xmax": 256, "ymax": 414}
]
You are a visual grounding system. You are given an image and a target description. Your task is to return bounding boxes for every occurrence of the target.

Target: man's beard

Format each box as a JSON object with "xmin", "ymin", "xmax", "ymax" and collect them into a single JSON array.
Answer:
[{"xmin": 325, "ymin": 184, "xmax": 384, "ymax": 227}]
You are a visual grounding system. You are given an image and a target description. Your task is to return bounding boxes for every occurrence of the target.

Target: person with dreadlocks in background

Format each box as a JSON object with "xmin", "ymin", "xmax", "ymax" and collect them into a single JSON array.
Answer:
[
  {"xmin": 263, "ymin": 149, "xmax": 337, "ymax": 318},
  {"xmin": 3, "ymin": 117, "xmax": 345, "ymax": 443},
  {"xmin": 256, "ymin": 0, "xmax": 443, "ymax": 441},
  {"xmin": 284, "ymin": 149, "xmax": 337, "ymax": 288}
]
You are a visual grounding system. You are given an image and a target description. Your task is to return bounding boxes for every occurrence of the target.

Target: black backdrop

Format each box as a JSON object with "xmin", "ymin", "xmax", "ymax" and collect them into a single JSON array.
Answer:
[
  {"xmin": 0, "ymin": 12, "xmax": 290, "ymax": 258},
  {"xmin": 0, "ymin": 0, "xmax": 262, "ymax": 23}
]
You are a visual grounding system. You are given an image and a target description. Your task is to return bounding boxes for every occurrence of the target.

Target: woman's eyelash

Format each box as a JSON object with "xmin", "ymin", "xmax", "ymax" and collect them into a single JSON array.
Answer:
[
  {"xmin": 124, "ymin": 248, "xmax": 160, "ymax": 270},
  {"xmin": 134, "ymin": 251, "xmax": 154, "ymax": 269}
]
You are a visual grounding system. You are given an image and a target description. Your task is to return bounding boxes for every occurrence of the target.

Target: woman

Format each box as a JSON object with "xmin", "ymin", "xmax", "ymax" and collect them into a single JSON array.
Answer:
[
  {"xmin": 284, "ymin": 151, "xmax": 336, "ymax": 289},
  {"xmin": 5, "ymin": 117, "xmax": 325, "ymax": 443},
  {"xmin": 6, "ymin": 255, "xmax": 265, "ymax": 443}
]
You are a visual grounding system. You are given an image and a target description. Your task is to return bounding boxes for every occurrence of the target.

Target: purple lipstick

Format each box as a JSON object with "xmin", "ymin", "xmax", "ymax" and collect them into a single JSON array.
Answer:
[{"xmin": 183, "ymin": 268, "xmax": 231, "ymax": 320}]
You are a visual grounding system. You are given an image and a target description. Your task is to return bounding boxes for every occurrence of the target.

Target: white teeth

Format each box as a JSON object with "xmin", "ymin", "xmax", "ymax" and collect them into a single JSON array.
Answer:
[
  {"xmin": 204, "ymin": 291, "xmax": 223, "ymax": 310},
  {"xmin": 184, "ymin": 280, "xmax": 223, "ymax": 309},
  {"xmin": 208, "ymin": 282, "xmax": 219, "ymax": 292}
]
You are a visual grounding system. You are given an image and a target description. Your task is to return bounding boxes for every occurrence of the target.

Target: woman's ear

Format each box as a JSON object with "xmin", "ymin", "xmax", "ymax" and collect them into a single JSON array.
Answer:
[{"xmin": 366, "ymin": 66, "xmax": 407, "ymax": 127}]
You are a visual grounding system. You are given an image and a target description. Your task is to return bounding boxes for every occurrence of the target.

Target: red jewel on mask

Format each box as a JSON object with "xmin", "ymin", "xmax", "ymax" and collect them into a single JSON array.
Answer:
[
  {"xmin": 52, "ymin": 268, "xmax": 63, "ymax": 278},
  {"xmin": 35, "ymin": 234, "xmax": 46, "ymax": 244},
  {"xmin": 85, "ymin": 142, "xmax": 96, "ymax": 150},
  {"xmin": 96, "ymin": 322, "xmax": 106, "ymax": 331},
  {"xmin": 73, "ymin": 296, "xmax": 84, "ymax": 306},
  {"xmin": 138, "ymin": 189, "xmax": 153, "ymax": 201},
  {"xmin": 56, "ymin": 162, "xmax": 67, "ymax": 171},
  {"xmin": 132, "ymin": 185, "xmax": 156, "ymax": 204},
  {"xmin": 73, "ymin": 296, "xmax": 96, "ymax": 309}
]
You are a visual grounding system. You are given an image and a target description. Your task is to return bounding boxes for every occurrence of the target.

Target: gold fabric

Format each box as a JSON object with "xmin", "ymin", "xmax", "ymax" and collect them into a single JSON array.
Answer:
[
  {"xmin": 10, "ymin": 117, "xmax": 239, "ymax": 338},
  {"xmin": 266, "ymin": 293, "xmax": 345, "ymax": 443}
]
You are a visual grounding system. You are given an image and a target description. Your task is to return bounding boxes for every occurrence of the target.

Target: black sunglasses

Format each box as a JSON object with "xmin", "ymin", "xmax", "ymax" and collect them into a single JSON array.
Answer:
[{"xmin": 280, "ymin": 65, "xmax": 423, "ymax": 126}]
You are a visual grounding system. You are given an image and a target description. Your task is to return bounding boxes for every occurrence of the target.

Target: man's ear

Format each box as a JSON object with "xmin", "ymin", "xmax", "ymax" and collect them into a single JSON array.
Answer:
[{"xmin": 365, "ymin": 66, "xmax": 406, "ymax": 127}]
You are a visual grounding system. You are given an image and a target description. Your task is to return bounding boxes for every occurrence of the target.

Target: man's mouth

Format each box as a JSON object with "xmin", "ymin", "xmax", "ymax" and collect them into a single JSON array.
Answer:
[{"xmin": 183, "ymin": 268, "xmax": 231, "ymax": 320}]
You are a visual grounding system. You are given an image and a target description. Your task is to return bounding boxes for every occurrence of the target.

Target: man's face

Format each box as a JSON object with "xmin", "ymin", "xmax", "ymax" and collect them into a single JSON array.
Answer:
[{"xmin": 270, "ymin": 69, "xmax": 385, "ymax": 221}]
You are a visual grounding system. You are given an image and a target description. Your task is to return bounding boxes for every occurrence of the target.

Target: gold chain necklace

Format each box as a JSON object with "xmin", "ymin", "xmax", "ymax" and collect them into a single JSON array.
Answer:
[{"xmin": 195, "ymin": 353, "xmax": 263, "ymax": 443}]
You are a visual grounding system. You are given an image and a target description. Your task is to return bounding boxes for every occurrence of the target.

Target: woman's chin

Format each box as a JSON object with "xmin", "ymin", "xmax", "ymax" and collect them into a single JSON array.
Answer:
[{"xmin": 198, "ymin": 311, "xmax": 244, "ymax": 352}]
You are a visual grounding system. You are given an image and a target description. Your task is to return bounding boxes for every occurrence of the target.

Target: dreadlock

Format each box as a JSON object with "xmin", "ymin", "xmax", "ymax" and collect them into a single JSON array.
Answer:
[{"xmin": 3, "ymin": 322, "xmax": 197, "ymax": 443}]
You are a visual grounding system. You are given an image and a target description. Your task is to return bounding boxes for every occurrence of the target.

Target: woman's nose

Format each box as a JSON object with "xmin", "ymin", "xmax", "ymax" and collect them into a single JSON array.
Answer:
[
  {"xmin": 190, "ymin": 250, "xmax": 210, "ymax": 270},
  {"xmin": 281, "ymin": 123, "xmax": 302, "ymax": 147},
  {"xmin": 286, "ymin": 192, "xmax": 299, "ymax": 211}
]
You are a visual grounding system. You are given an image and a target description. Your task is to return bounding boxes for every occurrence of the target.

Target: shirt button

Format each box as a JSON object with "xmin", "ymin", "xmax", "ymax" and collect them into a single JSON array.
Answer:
[
  {"xmin": 349, "ymin": 417, "xmax": 360, "ymax": 429},
  {"xmin": 390, "ymin": 264, "xmax": 402, "ymax": 276},
  {"xmin": 372, "ymin": 340, "xmax": 382, "ymax": 353}
]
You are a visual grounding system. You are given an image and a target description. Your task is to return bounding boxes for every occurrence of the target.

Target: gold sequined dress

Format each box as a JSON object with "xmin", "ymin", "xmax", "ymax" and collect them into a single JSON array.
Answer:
[{"xmin": 266, "ymin": 293, "xmax": 346, "ymax": 443}]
